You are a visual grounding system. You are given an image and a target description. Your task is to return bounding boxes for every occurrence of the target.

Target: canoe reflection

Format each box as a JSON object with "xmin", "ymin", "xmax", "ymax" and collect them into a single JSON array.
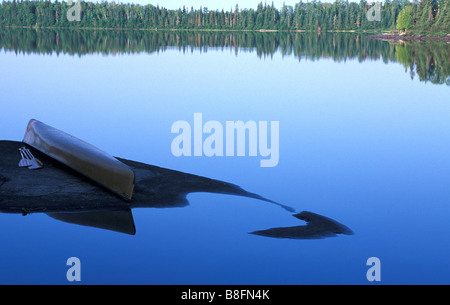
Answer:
[{"xmin": 47, "ymin": 210, "xmax": 136, "ymax": 235}]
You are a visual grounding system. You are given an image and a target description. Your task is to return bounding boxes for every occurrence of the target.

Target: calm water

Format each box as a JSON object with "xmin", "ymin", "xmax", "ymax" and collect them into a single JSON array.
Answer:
[{"xmin": 0, "ymin": 30, "xmax": 449, "ymax": 284}]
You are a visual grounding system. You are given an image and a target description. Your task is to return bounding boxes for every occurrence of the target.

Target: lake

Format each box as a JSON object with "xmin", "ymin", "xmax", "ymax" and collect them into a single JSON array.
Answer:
[{"xmin": 0, "ymin": 29, "xmax": 449, "ymax": 284}]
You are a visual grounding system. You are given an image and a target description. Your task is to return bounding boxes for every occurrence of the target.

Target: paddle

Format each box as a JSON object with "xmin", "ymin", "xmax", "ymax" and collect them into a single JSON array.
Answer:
[
  {"xmin": 21, "ymin": 147, "xmax": 43, "ymax": 169},
  {"xmin": 18, "ymin": 148, "xmax": 32, "ymax": 167}
]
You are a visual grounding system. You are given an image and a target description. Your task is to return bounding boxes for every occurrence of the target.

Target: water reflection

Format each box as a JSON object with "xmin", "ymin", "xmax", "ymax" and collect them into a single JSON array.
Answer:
[
  {"xmin": 48, "ymin": 210, "xmax": 136, "ymax": 235},
  {"xmin": 0, "ymin": 28, "xmax": 448, "ymax": 85},
  {"xmin": 1, "ymin": 140, "xmax": 351, "ymax": 238}
]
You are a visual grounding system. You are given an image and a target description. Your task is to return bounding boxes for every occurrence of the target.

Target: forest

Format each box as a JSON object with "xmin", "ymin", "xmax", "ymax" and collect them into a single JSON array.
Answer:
[{"xmin": 0, "ymin": 0, "xmax": 448, "ymax": 34}]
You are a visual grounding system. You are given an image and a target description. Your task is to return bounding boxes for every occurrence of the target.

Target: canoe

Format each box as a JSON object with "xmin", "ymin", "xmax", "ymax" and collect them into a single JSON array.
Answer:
[{"xmin": 22, "ymin": 119, "xmax": 135, "ymax": 201}]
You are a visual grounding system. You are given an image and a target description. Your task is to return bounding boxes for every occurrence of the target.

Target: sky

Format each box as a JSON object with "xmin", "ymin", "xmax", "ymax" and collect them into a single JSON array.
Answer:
[
  {"xmin": 105, "ymin": 0, "xmax": 332, "ymax": 11},
  {"xmin": 0, "ymin": 0, "xmax": 369, "ymax": 11},
  {"xmin": 103, "ymin": 0, "xmax": 369, "ymax": 11}
]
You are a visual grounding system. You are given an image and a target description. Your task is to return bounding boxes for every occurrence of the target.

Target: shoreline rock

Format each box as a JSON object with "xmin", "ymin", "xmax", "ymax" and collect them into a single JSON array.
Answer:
[
  {"xmin": 0, "ymin": 140, "xmax": 353, "ymax": 238},
  {"xmin": 367, "ymin": 33, "xmax": 450, "ymax": 42},
  {"xmin": 0, "ymin": 140, "xmax": 293, "ymax": 214}
]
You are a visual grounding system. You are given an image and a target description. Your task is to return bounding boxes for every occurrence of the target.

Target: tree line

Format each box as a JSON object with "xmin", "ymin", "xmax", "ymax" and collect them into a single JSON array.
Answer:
[
  {"xmin": 0, "ymin": 0, "xmax": 448, "ymax": 33},
  {"xmin": 396, "ymin": 0, "xmax": 449, "ymax": 32}
]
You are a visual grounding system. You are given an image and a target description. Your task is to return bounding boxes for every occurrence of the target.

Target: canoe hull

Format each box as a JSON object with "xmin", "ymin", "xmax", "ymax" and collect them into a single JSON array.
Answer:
[{"xmin": 23, "ymin": 119, "xmax": 135, "ymax": 201}]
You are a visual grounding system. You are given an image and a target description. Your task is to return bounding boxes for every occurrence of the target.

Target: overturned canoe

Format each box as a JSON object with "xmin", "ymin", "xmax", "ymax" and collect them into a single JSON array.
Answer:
[{"xmin": 22, "ymin": 119, "xmax": 135, "ymax": 201}]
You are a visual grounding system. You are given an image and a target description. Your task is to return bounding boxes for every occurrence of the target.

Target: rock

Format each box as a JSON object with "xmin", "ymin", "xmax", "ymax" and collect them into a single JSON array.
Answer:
[
  {"xmin": 0, "ymin": 140, "xmax": 293, "ymax": 214},
  {"xmin": 250, "ymin": 211, "xmax": 354, "ymax": 239},
  {"xmin": 0, "ymin": 140, "xmax": 352, "ymax": 238},
  {"xmin": 367, "ymin": 33, "xmax": 450, "ymax": 42}
]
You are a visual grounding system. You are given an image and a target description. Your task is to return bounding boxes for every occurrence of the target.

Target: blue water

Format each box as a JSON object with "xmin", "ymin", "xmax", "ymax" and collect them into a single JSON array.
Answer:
[{"xmin": 0, "ymin": 41, "xmax": 449, "ymax": 284}]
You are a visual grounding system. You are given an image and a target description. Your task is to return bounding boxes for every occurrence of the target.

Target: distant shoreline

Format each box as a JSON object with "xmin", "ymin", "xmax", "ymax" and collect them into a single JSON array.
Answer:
[
  {"xmin": 2, "ymin": 26, "xmax": 448, "ymax": 41},
  {"xmin": 0, "ymin": 25, "xmax": 372, "ymax": 34}
]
